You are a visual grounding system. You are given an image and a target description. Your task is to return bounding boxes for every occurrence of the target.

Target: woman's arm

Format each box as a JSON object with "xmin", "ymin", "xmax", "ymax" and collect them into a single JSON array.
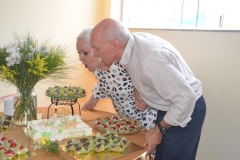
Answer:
[{"xmin": 81, "ymin": 94, "xmax": 99, "ymax": 110}]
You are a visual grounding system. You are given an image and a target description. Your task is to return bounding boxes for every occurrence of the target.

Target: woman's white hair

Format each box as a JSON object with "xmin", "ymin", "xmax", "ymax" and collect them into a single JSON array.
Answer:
[{"xmin": 77, "ymin": 26, "xmax": 94, "ymax": 42}]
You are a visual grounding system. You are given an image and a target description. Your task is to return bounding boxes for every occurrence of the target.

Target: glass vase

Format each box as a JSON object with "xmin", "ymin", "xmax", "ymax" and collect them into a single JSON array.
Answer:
[{"xmin": 14, "ymin": 89, "xmax": 37, "ymax": 126}]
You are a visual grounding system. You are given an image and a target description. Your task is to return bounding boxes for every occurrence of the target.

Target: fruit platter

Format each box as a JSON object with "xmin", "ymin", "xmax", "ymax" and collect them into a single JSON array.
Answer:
[
  {"xmin": 94, "ymin": 115, "xmax": 143, "ymax": 134},
  {"xmin": 62, "ymin": 131, "xmax": 144, "ymax": 160},
  {"xmin": 45, "ymin": 85, "xmax": 86, "ymax": 99},
  {"xmin": 0, "ymin": 135, "xmax": 36, "ymax": 160},
  {"xmin": 0, "ymin": 116, "xmax": 13, "ymax": 133}
]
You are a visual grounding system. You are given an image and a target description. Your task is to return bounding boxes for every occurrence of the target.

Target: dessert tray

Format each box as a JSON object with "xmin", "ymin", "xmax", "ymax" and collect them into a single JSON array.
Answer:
[
  {"xmin": 94, "ymin": 115, "xmax": 143, "ymax": 134},
  {"xmin": 0, "ymin": 135, "xmax": 36, "ymax": 160},
  {"xmin": 45, "ymin": 86, "xmax": 86, "ymax": 118},
  {"xmin": 45, "ymin": 85, "xmax": 86, "ymax": 99},
  {"xmin": 61, "ymin": 131, "xmax": 145, "ymax": 160},
  {"xmin": 0, "ymin": 116, "xmax": 13, "ymax": 133}
]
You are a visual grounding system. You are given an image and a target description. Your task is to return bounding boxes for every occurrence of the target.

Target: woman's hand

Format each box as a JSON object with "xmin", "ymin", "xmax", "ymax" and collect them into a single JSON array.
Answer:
[
  {"xmin": 81, "ymin": 95, "xmax": 99, "ymax": 110},
  {"xmin": 134, "ymin": 89, "xmax": 148, "ymax": 111}
]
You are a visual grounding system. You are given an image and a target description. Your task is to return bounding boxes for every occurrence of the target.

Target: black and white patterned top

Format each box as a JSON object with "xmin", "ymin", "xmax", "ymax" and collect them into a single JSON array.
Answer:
[{"xmin": 93, "ymin": 62, "xmax": 157, "ymax": 130}]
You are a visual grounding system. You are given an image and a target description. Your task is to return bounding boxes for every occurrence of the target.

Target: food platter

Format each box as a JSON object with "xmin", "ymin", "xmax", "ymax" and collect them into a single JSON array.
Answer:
[
  {"xmin": 45, "ymin": 86, "xmax": 86, "ymax": 99},
  {"xmin": 8, "ymin": 151, "xmax": 37, "ymax": 160},
  {"xmin": 94, "ymin": 115, "xmax": 143, "ymax": 134},
  {"xmin": 61, "ymin": 132, "xmax": 145, "ymax": 160},
  {"xmin": 0, "ymin": 135, "xmax": 36, "ymax": 160},
  {"xmin": 62, "ymin": 142, "xmax": 144, "ymax": 160},
  {"xmin": 0, "ymin": 116, "xmax": 13, "ymax": 133}
]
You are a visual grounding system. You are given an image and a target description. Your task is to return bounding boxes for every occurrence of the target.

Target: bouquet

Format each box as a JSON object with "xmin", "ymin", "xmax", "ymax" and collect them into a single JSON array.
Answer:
[
  {"xmin": 38, "ymin": 137, "xmax": 66, "ymax": 160},
  {"xmin": 0, "ymin": 32, "xmax": 74, "ymax": 124}
]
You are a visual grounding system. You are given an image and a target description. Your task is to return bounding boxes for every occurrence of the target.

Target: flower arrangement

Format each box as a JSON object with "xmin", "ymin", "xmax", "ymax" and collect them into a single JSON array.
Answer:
[
  {"xmin": 0, "ymin": 32, "xmax": 74, "ymax": 124},
  {"xmin": 38, "ymin": 137, "xmax": 66, "ymax": 160}
]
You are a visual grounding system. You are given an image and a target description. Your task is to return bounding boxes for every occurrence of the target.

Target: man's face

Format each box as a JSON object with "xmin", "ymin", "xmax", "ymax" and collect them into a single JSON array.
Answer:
[{"xmin": 90, "ymin": 31, "xmax": 115, "ymax": 66}]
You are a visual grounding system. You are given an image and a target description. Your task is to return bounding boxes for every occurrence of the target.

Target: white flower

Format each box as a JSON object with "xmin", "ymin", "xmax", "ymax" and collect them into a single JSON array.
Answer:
[
  {"xmin": 5, "ymin": 53, "xmax": 21, "ymax": 67},
  {"xmin": 37, "ymin": 46, "xmax": 47, "ymax": 56},
  {"xmin": 6, "ymin": 42, "xmax": 19, "ymax": 54},
  {"xmin": 5, "ymin": 42, "xmax": 21, "ymax": 67},
  {"xmin": 19, "ymin": 40, "xmax": 25, "ymax": 48},
  {"xmin": 27, "ymin": 52, "xmax": 34, "ymax": 60}
]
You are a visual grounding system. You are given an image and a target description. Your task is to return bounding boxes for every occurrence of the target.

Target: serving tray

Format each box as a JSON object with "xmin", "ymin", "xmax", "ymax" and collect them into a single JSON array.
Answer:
[
  {"xmin": 94, "ymin": 115, "xmax": 143, "ymax": 135},
  {"xmin": 61, "ymin": 140, "xmax": 145, "ymax": 160},
  {"xmin": 0, "ymin": 133, "xmax": 37, "ymax": 160},
  {"xmin": 11, "ymin": 151, "xmax": 37, "ymax": 160}
]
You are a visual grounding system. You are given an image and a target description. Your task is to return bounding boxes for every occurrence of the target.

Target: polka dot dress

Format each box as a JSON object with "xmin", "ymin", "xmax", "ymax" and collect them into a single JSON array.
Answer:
[{"xmin": 93, "ymin": 62, "xmax": 157, "ymax": 130}]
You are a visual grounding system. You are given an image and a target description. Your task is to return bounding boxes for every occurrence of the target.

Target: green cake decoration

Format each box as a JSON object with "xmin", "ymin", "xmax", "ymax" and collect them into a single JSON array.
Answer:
[{"xmin": 64, "ymin": 131, "xmax": 129, "ymax": 155}]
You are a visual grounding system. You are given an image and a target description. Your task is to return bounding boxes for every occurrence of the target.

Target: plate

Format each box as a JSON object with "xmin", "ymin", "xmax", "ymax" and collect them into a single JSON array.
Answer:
[{"xmin": 94, "ymin": 115, "xmax": 143, "ymax": 134}]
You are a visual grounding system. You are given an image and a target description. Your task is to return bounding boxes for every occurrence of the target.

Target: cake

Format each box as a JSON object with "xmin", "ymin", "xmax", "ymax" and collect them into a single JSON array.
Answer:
[{"xmin": 27, "ymin": 114, "xmax": 92, "ymax": 142}]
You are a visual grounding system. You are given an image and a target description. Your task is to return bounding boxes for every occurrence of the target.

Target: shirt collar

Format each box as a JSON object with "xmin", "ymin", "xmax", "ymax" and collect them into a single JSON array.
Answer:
[{"xmin": 119, "ymin": 34, "xmax": 134, "ymax": 69}]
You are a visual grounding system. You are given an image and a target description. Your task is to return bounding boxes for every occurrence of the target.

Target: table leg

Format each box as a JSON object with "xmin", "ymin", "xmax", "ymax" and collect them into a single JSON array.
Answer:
[
  {"xmin": 70, "ymin": 104, "xmax": 74, "ymax": 115},
  {"xmin": 76, "ymin": 101, "xmax": 81, "ymax": 115},
  {"xmin": 47, "ymin": 103, "xmax": 54, "ymax": 119}
]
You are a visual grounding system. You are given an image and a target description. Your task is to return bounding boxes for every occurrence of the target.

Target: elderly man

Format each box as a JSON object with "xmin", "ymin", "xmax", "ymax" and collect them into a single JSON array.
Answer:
[{"xmin": 90, "ymin": 18, "xmax": 206, "ymax": 160}]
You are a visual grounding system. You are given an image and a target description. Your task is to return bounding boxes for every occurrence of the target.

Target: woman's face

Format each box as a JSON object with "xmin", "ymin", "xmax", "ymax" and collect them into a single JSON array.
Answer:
[{"xmin": 76, "ymin": 38, "xmax": 102, "ymax": 72}]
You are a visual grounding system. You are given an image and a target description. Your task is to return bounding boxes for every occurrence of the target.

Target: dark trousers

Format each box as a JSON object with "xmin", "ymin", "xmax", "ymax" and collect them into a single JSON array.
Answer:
[{"xmin": 154, "ymin": 96, "xmax": 206, "ymax": 160}]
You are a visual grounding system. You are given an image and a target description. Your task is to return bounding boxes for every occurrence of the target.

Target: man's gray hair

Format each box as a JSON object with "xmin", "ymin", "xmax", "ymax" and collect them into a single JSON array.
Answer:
[{"xmin": 77, "ymin": 26, "xmax": 94, "ymax": 42}]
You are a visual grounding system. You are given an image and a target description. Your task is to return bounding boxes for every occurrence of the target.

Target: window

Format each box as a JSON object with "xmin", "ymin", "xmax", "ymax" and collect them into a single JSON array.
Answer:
[{"xmin": 122, "ymin": 0, "xmax": 240, "ymax": 29}]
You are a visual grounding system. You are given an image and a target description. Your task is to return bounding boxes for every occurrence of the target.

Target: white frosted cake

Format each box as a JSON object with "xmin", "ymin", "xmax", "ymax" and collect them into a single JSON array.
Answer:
[{"xmin": 27, "ymin": 114, "xmax": 92, "ymax": 142}]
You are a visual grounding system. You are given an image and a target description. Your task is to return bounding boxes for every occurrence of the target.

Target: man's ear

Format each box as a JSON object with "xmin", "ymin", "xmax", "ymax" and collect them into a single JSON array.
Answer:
[{"xmin": 110, "ymin": 40, "xmax": 119, "ymax": 51}]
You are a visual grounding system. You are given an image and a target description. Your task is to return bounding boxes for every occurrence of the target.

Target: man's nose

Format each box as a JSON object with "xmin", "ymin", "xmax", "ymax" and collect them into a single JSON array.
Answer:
[{"xmin": 93, "ymin": 48, "xmax": 99, "ymax": 57}]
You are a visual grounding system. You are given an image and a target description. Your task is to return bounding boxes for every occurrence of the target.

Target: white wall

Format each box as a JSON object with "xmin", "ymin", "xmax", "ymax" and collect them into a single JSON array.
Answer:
[
  {"xmin": 0, "ymin": 0, "xmax": 115, "ymax": 113},
  {"xmin": 130, "ymin": 28, "xmax": 240, "ymax": 160}
]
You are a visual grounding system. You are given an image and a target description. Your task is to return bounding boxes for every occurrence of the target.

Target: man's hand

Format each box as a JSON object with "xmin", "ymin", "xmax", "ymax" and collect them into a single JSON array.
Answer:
[
  {"xmin": 144, "ymin": 125, "xmax": 162, "ymax": 155},
  {"xmin": 144, "ymin": 120, "xmax": 172, "ymax": 155},
  {"xmin": 134, "ymin": 90, "xmax": 148, "ymax": 111}
]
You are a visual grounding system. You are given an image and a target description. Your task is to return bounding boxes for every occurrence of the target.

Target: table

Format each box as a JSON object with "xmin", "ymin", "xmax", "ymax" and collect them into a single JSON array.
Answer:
[{"xmin": 1, "ymin": 106, "xmax": 147, "ymax": 160}]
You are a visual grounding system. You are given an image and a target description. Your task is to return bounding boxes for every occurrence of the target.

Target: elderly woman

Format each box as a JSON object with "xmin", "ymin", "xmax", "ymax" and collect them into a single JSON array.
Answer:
[{"xmin": 76, "ymin": 27, "xmax": 157, "ymax": 131}]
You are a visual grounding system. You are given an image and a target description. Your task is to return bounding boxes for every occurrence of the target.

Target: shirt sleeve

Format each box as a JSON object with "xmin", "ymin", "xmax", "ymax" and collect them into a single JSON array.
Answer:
[{"xmin": 145, "ymin": 49, "xmax": 198, "ymax": 127}]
